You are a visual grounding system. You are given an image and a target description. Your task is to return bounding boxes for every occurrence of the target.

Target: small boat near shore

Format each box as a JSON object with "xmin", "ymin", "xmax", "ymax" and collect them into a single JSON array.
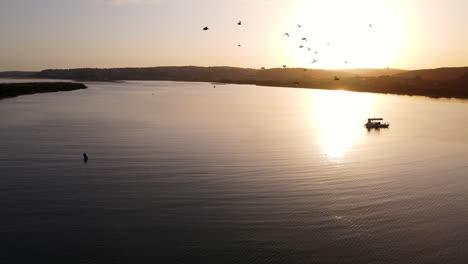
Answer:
[{"xmin": 365, "ymin": 118, "xmax": 390, "ymax": 129}]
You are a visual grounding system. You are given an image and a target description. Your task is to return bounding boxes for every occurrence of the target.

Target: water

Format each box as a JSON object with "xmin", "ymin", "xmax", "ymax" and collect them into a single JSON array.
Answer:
[{"xmin": 1, "ymin": 79, "xmax": 467, "ymax": 263}]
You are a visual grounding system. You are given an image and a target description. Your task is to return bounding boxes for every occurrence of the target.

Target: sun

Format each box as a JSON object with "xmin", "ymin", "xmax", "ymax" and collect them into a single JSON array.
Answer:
[{"xmin": 281, "ymin": 0, "xmax": 404, "ymax": 69}]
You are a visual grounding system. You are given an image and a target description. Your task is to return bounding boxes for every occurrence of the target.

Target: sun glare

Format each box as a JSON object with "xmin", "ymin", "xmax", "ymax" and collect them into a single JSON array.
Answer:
[
  {"xmin": 280, "ymin": 0, "xmax": 404, "ymax": 69},
  {"xmin": 307, "ymin": 90, "xmax": 377, "ymax": 160}
]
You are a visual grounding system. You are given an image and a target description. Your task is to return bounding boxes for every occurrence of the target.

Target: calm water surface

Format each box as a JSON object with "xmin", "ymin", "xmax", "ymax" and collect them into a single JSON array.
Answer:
[{"xmin": 1, "ymin": 79, "xmax": 467, "ymax": 263}]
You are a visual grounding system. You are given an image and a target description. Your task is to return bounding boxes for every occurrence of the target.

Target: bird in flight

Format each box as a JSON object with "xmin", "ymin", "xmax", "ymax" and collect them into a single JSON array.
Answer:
[
  {"xmin": 299, "ymin": 45, "xmax": 304, "ymax": 48},
  {"xmin": 238, "ymin": 44, "xmax": 242, "ymax": 47},
  {"xmin": 297, "ymin": 24, "xmax": 302, "ymax": 28},
  {"xmin": 283, "ymin": 33, "xmax": 290, "ymax": 37},
  {"xmin": 312, "ymin": 59, "xmax": 317, "ymax": 63},
  {"xmin": 283, "ymin": 65, "xmax": 287, "ymax": 68},
  {"xmin": 238, "ymin": 21, "xmax": 242, "ymax": 25},
  {"xmin": 308, "ymin": 47, "xmax": 311, "ymax": 51},
  {"xmin": 301, "ymin": 38, "xmax": 307, "ymax": 41},
  {"xmin": 369, "ymin": 24, "xmax": 372, "ymax": 27},
  {"xmin": 203, "ymin": 26, "xmax": 209, "ymax": 31}
]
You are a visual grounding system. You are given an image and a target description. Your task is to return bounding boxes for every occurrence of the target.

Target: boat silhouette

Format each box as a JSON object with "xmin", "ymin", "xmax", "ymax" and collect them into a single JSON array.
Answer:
[{"xmin": 365, "ymin": 118, "xmax": 390, "ymax": 129}]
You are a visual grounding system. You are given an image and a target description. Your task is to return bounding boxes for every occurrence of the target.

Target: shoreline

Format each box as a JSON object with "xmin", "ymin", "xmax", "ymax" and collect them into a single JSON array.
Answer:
[
  {"xmin": 1, "ymin": 73, "xmax": 467, "ymax": 100},
  {"xmin": 0, "ymin": 82, "xmax": 88, "ymax": 100},
  {"xmin": 217, "ymin": 79, "xmax": 468, "ymax": 100},
  {"xmin": 29, "ymin": 66, "xmax": 468, "ymax": 100}
]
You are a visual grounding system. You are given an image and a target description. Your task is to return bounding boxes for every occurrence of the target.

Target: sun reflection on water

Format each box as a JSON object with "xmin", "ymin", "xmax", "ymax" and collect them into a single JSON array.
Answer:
[{"xmin": 308, "ymin": 90, "xmax": 377, "ymax": 160}]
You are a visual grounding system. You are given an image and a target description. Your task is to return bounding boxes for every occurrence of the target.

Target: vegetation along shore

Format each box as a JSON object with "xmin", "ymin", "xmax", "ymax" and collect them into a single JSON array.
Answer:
[
  {"xmin": 0, "ymin": 82, "xmax": 87, "ymax": 100},
  {"xmin": 1, "ymin": 66, "xmax": 467, "ymax": 99}
]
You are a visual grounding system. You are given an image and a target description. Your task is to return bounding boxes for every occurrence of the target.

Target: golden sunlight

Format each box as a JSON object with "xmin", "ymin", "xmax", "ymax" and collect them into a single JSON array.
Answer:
[
  {"xmin": 282, "ymin": 0, "xmax": 404, "ymax": 69},
  {"xmin": 308, "ymin": 90, "xmax": 377, "ymax": 159}
]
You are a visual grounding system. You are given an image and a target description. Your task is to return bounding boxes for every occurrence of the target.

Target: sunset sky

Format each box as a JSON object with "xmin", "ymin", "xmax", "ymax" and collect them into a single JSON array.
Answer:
[{"xmin": 1, "ymin": 0, "xmax": 467, "ymax": 71}]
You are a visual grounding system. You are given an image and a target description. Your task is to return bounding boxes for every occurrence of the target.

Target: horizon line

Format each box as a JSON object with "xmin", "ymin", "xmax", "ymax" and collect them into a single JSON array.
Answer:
[{"xmin": 2, "ymin": 65, "xmax": 468, "ymax": 73}]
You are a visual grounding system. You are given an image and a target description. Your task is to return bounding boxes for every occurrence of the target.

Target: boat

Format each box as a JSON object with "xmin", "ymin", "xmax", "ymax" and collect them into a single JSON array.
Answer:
[{"xmin": 365, "ymin": 118, "xmax": 390, "ymax": 129}]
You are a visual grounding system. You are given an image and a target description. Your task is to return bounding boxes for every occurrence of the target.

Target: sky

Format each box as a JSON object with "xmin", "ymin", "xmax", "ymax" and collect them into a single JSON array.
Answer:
[{"xmin": 0, "ymin": 0, "xmax": 467, "ymax": 71}]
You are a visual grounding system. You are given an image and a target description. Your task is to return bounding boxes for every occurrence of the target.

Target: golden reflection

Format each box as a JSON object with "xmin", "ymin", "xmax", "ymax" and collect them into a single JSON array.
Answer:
[{"xmin": 308, "ymin": 90, "xmax": 376, "ymax": 160}]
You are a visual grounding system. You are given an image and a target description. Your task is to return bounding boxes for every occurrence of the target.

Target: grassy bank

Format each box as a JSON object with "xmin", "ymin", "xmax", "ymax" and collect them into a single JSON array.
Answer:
[
  {"xmin": 0, "ymin": 82, "xmax": 87, "ymax": 100},
  {"xmin": 218, "ymin": 74, "xmax": 468, "ymax": 99},
  {"xmin": 33, "ymin": 66, "xmax": 467, "ymax": 99}
]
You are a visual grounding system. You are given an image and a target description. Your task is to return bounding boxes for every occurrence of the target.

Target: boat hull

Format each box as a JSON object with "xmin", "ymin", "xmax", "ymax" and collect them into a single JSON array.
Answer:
[{"xmin": 365, "ymin": 124, "xmax": 389, "ymax": 129}]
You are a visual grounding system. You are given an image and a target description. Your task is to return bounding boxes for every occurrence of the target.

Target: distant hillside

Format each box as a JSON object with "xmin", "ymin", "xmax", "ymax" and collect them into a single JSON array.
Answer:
[
  {"xmin": 306, "ymin": 72, "xmax": 468, "ymax": 99},
  {"xmin": 0, "ymin": 71, "xmax": 37, "ymax": 78},
  {"xmin": 1, "ymin": 66, "xmax": 467, "ymax": 99},
  {"xmin": 35, "ymin": 66, "xmax": 406, "ymax": 82},
  {"xmin": 394, "ymin": 67, "xmax": 468, "ymax": 80},
  {"xmin": 339, "ymin": 68, "xmax": 407, "ymax": 77}
]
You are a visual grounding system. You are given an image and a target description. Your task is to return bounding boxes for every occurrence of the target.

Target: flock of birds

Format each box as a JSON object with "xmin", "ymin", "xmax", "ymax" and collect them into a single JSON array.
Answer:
[
  {"xmin": 202, "ymin": 21, "xmax": 374, "ymax": 80},
  {"xmin": 81, "ymin": 22, "xmax": 373, "ymax": 161}
]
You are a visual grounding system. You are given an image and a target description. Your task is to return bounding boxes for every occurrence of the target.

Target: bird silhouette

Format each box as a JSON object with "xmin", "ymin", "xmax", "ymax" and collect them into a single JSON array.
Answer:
[
  {"xmin": 299, "ymin": 45, "xmax": 303, "ymax": 48},
  {"xmin": 283, "ymin": 65, "xmax": 287, "ymax": 68},
  {"xmin": 203, "ymin": 26, "xmax": 209, "ymax": 31},
  {"xmin": 301, "ymin": 38, "xmax": 307, "ymax": 41},
  {"xmin": 297, "ymin": 24, "xmax": 301, "ymax": 28},
  {"xmin": 369, "ymin": 24, "xmax": 372, "ymax": 27},
  {"xmin": 345, "ymin": 61, "xmax": 348, "ymax": 64},
  {"xmin": 283, "ymin": 33, "xmax": 290, "ymax": 37},
  {"xmin": 308, "ymin": 47, "xmax": 311, "ymax": 51},
  {"xmin": 238, "ymin": 20, "xmax": 242, "ymax": 25},
  {"xmin": 312, "ymin": 59, "xmax": 317, "ymax": 63}
]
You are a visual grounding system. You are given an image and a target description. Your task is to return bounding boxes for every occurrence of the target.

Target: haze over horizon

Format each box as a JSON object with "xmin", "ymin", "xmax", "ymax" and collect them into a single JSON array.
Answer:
[{"xmin": 1, "ymin": 0, "xmax": 467, "ymax": 71}]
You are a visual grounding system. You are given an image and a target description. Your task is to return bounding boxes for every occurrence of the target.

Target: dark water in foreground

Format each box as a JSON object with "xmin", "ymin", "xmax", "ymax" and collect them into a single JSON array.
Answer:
[{"xmin": 1, "ymin": 80, "xmax": 467, "ymax": 263}]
